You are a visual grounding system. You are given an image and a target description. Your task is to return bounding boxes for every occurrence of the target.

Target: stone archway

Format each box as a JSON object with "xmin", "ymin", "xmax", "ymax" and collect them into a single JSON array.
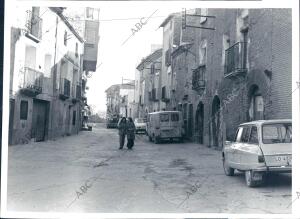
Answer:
[
  {"xmin": 211, "ymin": 96, "xmax": 221, "ymax": 148},
  {"xmin": 248, "ymin": 84, "xmax": 264, "ymax": 121},
  {"xmin": 195, "ymin": 102, "xmax": 204, "ymax": 144}
]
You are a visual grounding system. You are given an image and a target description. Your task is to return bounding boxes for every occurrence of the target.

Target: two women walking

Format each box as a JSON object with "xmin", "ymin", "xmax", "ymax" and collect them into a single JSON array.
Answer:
[{"xmin": 117, "ymin": 117, "xmax": 136, "ymax": 150}]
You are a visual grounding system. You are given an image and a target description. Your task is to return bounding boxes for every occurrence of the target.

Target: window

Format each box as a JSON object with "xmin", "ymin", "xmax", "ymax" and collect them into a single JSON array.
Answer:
[
  {"xmin": 160, "ymin": 113, "xmax": 169, "ymax": 122},
  {"xmin": 235, "ymin": 127, "xmax": 243, "ymax": 142},
  {"xmin": 262, "ymin": 123, "xmax": 292, "ymax": 144},
  {"xmin": 72, "ymin": 110, "xmax": 76, "ymax": 125},
  {"xmin": 20, "ymin": 100, "xmax": 28, "ymax": 120},
  {"xmin": 64, "ymin": 31, "xmax": 68, "ymax": 46},
  {"xmin": 222, "ymin": 34, "xmax": 230, "ymax": 66},
  {"xmin": 199, "ymin": 39, "xmax": 207, "ymax": 65},
  {"xmin": 75, "ymin": 43, "xmax": 78, "ymax": 57},
  {"xmin": 241, "ymin": 126, "xmax": 251, "ymax": 143},
  {"xmin": 171, "ymin": 113, "xmax": 179, "ymax": 121},
  {"xmin": 249, "ymin": 126, "xmax": 258, "ymax": 144}
]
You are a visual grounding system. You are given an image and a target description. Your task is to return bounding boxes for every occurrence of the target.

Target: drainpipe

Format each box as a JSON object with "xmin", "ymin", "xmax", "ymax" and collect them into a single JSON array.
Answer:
[{"xmin": 50, "ymin": 16, "xmax": 59, "ymax": 139}]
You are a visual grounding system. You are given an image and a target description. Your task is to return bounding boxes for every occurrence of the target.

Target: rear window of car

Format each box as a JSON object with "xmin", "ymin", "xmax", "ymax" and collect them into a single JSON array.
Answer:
[
  {"xmin": 262, "ymin": 123, "xmax": 292, "ymax": 144},
  {"xmin": 171, "ymin": 113, "xmax": 179, "ymax": 121},
  {"xmin": 160, "ymin": 113, "xmax": 169, "ymax": 122}
]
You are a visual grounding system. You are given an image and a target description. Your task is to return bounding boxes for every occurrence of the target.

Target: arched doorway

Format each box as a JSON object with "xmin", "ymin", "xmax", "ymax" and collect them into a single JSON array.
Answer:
[
  {"xmin": 211, "ymin": 96, "xmax": 221, "ymax": 147},
  {"xmin": 248, "ymin": 85, "xmax": 264, "ymax": 121},
  {"xmin": 195, "ymin": 102, "xmax": 204, "ymax": 144}
]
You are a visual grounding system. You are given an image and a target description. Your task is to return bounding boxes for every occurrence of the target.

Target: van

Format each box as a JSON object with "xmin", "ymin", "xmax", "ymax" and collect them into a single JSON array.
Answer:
[{"xmin": 147, "ymin": 111, "xmax": 184, "ymax": 144}]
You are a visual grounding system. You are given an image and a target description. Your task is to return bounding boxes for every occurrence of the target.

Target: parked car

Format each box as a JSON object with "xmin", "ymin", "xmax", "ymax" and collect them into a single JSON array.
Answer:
[
  {"xmin": 222, "ymin": 119, "xmax": 292, "ymax": 187},
  {"xmin": 147, "ymin": 111, "xmax": 184, "ymax": 144},
  {"xmin": 106, "ymin": 115, "xmax": 119, "ymax": 128},
  {"xmin": 134, "ymin": 118, "xmax": 147, "ymax": 134}
]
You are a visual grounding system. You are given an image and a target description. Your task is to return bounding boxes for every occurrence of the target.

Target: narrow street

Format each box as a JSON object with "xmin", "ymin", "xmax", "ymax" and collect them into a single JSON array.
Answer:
[{"xmin": 7, "ymin": 123, "xmax": 291, "ymax": 213}]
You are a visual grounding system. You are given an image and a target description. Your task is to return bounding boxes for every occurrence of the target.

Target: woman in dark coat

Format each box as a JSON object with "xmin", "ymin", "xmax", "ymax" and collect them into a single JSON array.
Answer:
[
  {"xmin": 126, "ymin": 117, "xmax": 136, "ymax": 149},
  {"xmin": 117, "ymin": 117, "xmax": 127, "ymax": 149}
]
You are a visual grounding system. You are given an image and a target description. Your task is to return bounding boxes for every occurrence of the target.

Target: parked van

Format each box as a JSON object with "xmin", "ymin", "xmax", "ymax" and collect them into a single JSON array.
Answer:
[{"xmin": 147, "ymin": 111, "xmax": 184, "ymax": 144}]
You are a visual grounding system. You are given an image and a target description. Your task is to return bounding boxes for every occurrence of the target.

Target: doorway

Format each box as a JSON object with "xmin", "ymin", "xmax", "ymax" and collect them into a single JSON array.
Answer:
[
  {"xmin": 195, "ymin": 102, "xmax": 204, "ymax": 144},
  {"xmin": 32, "ymin": 99, "xmax": 49, "ymax": 142}
]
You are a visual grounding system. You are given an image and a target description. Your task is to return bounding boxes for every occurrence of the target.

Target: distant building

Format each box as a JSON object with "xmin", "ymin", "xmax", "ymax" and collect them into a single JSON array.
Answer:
[
  {"xmin": 136, "ymin": 48, "xmax": 162, "ymax": 117},
  {"xmin": 105, "ymin": 82, "xmax": 135, "ymax": 119}
]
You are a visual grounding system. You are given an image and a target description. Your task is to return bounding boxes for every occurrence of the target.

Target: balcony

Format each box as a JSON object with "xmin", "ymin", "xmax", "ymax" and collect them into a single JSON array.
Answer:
[
  {"xmin": 192, "ymin": 65, "xmax": 206, "ymax": 91},
  {"xmin": 71, "ymin": 82, "xmax": 82, "ymax": 103},
  {"xmin": 224, "ymin": 42, "xmax": 247, "ymax": 78},
  {"xmin": 19, "ymin": 67, "xmax": 43, "ymax": 96},
  {"xmin": 25, "ymin": 10, "xmax": 43, "ymax": 43},
  {"xmin": 59, "ymin": 78, "xmax": 71, "ymax": 100}
]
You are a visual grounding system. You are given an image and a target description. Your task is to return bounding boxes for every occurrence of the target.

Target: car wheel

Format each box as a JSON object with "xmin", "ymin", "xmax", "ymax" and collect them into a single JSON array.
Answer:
[
  {"xmin": 154, "ymin": 136, "xmax": 160, "ymax": 144},
  {"xmin": 245, "ymin": 170, "xmax": 260, "ymax": 187},
  {"xmin": 223, "ymin": 156, "xmax": 234, "ymax": 176}
]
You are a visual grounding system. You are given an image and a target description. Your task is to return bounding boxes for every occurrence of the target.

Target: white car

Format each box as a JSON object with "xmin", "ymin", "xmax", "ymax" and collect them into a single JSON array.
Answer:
[
  {"xmin": 222, "ymin": 119, "xmax": 292, "ymax": 187},
  {"xmin": 134, "ymin": 118, "xmax": 147, "ymax": 134}
]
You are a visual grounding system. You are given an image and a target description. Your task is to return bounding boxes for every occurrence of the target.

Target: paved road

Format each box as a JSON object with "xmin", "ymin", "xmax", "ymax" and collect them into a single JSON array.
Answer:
[{"xmin": 7, "ymin": 123, "xmax": 291, "ymax": 213}]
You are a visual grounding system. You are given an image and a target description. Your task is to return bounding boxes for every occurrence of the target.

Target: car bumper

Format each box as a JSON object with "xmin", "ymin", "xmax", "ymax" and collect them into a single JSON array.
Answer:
[{"xmin": 252, "ymin": 166, "xmax": 292, "ymax": 173}]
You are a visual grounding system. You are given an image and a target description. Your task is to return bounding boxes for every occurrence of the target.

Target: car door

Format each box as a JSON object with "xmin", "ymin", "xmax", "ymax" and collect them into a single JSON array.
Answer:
[
  {"xmin": 238, "ymin": 126, "xmax": 260, "ymax": 169},
  {"xmin": 234, "ymin": 126, "xmax": 251, "ymax": 169},
  {"xmin": 227, "ymin": 126, "xmax": 244, "ymax": 168}
]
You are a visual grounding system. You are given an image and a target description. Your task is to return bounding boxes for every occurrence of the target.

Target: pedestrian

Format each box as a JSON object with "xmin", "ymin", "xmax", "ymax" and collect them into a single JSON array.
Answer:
[
  {"xmin": 117, "ymin": 117, "xmax": 127, "ymax": 149},
  {"xmin": 126, "ymin": 117, "xmax": 136, "ymax": 150}
]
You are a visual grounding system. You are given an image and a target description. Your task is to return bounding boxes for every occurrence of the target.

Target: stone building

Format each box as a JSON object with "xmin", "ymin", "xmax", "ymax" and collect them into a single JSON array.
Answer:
[
  {"xmin": 171, "ymin": 8, "xmax": 292, "ymax": 148},
  {"xmin": 137, "ymin": 8, "xmax": 292, "ymax": 148},
  {"xmin": 9, "ymin": 7, "xmax": 99, "ymax": 145},
  {"xmin": 136, "ymin": 48, "xmax": 162, "ymax": 117}
]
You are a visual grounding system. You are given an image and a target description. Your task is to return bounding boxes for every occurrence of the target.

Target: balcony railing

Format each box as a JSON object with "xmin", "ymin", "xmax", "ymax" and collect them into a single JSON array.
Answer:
[
  {"xmin": 59, "ymin": 78, "xmax": 71, "ymax": 100},
  {"xmin": 19, "ymin": 67, "xmax": 43, "ymax": 96},
  {"xmin": 192, "ymin": 65, "xmax": 206, "ymax": 91},
  {"xmin": 25, "ymin": 10, "xmax": 43, "ymax": 42},
  {"xmin": 224, "ymin": 42, "xmax": 247, "ymax": 77}
]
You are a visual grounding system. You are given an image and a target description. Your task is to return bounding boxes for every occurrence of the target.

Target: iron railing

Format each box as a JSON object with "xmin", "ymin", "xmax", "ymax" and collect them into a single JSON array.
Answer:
[
  {"xmin": 192, "ymin": 65, "xmax": 206, "ymax": 91},
  {"xmin": 20, "ymin": 67, "xmax": 43, "ymax": 94},
  {"xmin": 25, "ymin": 10, "xmax": 43, "ymax": 41},
  {"xmin": 224, "ymin": 42, "xmax": 247, "ymax": 76}
]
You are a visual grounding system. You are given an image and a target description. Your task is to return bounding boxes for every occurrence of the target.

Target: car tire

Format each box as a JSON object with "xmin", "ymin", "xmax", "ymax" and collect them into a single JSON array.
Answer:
[
  {"xmin": 245, "ymin": 170, "xmax": 260, "ymax": 187},
  {"xmin": 223, "ymin": 156, "xmax": 234, "ymax": 176},
  {"xmin": 154, "ymin": 136, "xmax": 160, "ymax": 144}
]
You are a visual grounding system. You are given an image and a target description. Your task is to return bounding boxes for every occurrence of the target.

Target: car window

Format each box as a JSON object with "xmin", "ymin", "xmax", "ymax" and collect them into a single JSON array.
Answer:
[
  {"xmin": 160, "ymin": 113, "xmax": 169, "ymax": 122},
  {"xmin": 241, "ymin": 126, "xmax": 250, "ymax": 143},
  {"xmin": 249, "ymin": 126, "xmax": 259, "ymax": 144},
  {"xmin": 262, "ymin": 123, "xmax": 292, "ymax": 144},
  {"xmin": 171, "ymin": 113, "xmax": 179, "ymax": 121},
  {"xmin": 235, "ymin": 127, "xmax": 243, "ymax": 142}
]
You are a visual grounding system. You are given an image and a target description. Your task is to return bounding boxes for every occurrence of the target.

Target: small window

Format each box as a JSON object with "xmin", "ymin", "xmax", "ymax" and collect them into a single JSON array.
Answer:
[
  {"xmin": 241, "ymin": 126, "xmax": 251, "ymax": 143},
  {"xmin": 75, "ymin": 43, "xmax": 78, "ymax": 57},
  {"xmin": 20, "ymin": 100, "xmax": 28, "ymax": 120},
  {"xmin": 64, "ymin": 31, "xmax": 68, "ymax": 46},
  {"xmin": 72, "ymin": 110, "xmax": 76, "ymax": 125},
  {"xmin": 171, "ymin": 113, "xmax": 179, "ymax": 121},
  {"xmin": 249, "ymin": 126, "xmax": 259, "ymax": 144},
  {"xmin": 160, "ymin": 113, "xmax": 169, "ymax": 122}
]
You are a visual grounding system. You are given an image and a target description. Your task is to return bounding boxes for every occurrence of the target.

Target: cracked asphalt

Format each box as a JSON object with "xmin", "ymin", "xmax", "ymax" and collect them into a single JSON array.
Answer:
[{"xmin": 7, "ymin": 123, "xmax": 291, "ymax": 213}]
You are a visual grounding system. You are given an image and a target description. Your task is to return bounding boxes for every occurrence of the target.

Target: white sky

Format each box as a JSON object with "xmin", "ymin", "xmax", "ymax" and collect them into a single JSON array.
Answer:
[{"xmin": 85, "ymin": 5, "xmax": 184, "ymax": 113}]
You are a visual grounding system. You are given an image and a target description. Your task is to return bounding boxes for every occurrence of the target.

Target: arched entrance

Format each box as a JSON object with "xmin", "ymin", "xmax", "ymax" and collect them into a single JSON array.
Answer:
[
  {"xmin": 211, "ymin": 96, "xmax": 221, "ymax": 147},
  {"xmin": 195, "ymin": 102, "xmax": 204, "ymax": 144},
  {"xmin": 248, "ymin": 84, "xmax": 264, "ymax": 121}
]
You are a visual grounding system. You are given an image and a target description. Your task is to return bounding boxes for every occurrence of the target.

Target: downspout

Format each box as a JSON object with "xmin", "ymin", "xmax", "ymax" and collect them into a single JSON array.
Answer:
[{"xmin": 51, "ymin": 15, "xmax": 59, "ymax": 139}]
